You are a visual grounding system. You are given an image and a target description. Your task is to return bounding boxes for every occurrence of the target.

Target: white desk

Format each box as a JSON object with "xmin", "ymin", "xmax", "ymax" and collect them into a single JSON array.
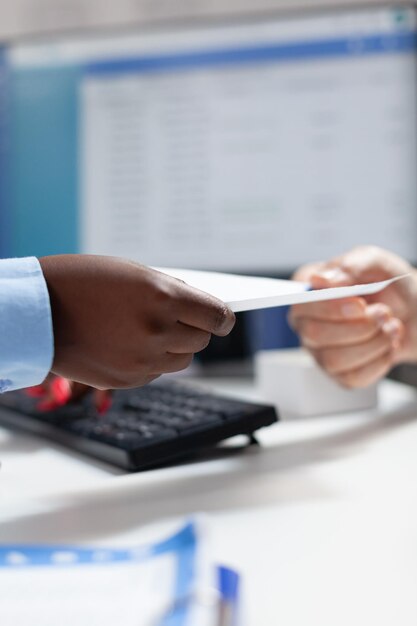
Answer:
[{"xmin": 1, "ymin": 378, "xmax": 417, "ymax": 625}]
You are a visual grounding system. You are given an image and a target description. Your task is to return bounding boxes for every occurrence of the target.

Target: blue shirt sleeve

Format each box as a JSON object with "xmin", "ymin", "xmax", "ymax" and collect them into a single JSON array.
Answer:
[{"xmin": 0, "ymin": 257, "xmax": 54, "ymax": 392}]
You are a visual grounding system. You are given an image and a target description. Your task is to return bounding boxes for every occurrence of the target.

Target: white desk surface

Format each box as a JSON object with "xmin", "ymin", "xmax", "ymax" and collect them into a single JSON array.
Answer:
[{"xmin": 1, "ymin": 377, "xmax": 417, "ymax": 625}]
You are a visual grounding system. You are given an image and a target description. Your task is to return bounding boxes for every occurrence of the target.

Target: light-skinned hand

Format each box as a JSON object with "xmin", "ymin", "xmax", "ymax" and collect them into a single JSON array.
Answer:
[
  {"xmin": 39, "ymin": 255, "xmax": 235, "ymax": 389},
  {"xmin": 288, "ymin": 246, "xmax": 417, "ymax": 388}
]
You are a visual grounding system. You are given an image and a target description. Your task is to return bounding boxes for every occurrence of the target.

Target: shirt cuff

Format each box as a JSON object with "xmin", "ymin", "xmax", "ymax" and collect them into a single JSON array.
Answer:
[{"xmin": 0, "ymin": 257, "xmax": 54, "ymax": 392}]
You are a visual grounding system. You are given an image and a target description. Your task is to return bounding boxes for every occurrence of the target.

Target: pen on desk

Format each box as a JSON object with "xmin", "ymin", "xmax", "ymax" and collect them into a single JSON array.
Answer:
[
  {"xmin": 217, "ymin": 566, "xmax": 240, "ymax": 626},
  {"xmin": 158, "ymin": 569, "xmax": 240, "ymax": 626}
]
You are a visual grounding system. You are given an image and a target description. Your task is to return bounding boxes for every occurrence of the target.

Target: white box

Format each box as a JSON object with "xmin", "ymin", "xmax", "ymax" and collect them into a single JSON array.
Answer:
[{"xmin": 255, "ymin": 348, "xmax": 378, "ymax": 417}]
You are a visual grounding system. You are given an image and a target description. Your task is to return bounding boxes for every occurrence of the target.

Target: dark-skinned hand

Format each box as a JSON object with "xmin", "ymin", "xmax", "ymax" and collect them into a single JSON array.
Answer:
[{"xmin": 39, "ymin": 255, "xmax": 235, "ymax": 389}]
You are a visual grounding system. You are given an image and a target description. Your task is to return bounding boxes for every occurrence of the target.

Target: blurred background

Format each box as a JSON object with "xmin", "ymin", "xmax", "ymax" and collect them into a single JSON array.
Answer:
[{"xmin": 1, "ymin": 0, "xmax": 416, "ymax": 368}]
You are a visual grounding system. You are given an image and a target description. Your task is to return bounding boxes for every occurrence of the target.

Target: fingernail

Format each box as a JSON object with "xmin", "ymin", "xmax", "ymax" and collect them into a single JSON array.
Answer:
[
  {"xmin": 341, "ymin": 301, "xmax": 365, "ymax": 318},
  {"xmin": 383, "ymin": 318, "xmax": 402, "ymax": 341},
  {"xmin": 217, "ymin": 309, "xmax": 236, "ymax": 335},
  {"xmin": 367, "ymin": 305, "xmax": 390, "ymax": 328},
  {"xmin": 318, "ymin": 268, "xmax": 349, "ymax": 282}
]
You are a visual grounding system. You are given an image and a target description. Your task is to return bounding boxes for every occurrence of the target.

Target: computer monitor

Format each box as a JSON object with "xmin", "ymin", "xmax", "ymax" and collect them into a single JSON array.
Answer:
[{"xmin": 2, "ymin": 4, "xmax": 417, "ymax": 276}]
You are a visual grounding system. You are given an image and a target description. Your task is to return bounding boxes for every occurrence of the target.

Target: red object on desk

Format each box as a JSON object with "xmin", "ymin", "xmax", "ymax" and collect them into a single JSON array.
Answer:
[{"xmin": 36, "ymin": 377, "xmax": 72, "ymax": 411}]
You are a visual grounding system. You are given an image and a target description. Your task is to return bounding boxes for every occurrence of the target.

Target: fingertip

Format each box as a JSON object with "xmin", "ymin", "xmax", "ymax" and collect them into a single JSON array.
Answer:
[
  {"xmin": 382, "ymin": 317, "xmax": 404, "ymax": 349},
  {"xmin": 215, "ymin": 306, "xmax": 236, "ymax": 336},
  {"xmin": 366, "ymin": 303, "xmax": 393, "ymax": 328},
  {"xmin": 308, "ymin": 272, "xmax": 333, "ymax": 289},
  {"xmin": 309, "ymin": 267, "xmax": 352, "ymax": 289}
]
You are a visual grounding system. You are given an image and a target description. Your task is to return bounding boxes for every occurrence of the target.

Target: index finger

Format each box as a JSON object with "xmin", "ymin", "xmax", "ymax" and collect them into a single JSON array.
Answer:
[
  {"xmin": 175, "ymin": 282, "xmax": 236, "ymax": 336},
  {"xmin": 289, "ymin": 296, "xmax": 367, "ymax": 327}
]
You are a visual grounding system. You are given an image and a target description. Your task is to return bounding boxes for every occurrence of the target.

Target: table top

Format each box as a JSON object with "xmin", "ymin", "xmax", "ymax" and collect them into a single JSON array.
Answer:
[{"xmin": 1, "ymin": 377, "xmax": 417, "ymax": 625}]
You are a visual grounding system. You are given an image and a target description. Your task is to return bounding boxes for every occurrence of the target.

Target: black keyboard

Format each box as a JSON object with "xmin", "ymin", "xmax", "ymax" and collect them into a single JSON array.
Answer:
[{"xmin": 0, "ymin": 381, "xmax": 278, "ymax": 471}]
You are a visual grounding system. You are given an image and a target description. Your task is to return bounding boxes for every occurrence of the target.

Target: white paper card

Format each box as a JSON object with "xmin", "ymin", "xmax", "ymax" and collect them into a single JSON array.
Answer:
[{"xmin": 155, "ymin": 267, "xmax": 408, "ymax": 313}]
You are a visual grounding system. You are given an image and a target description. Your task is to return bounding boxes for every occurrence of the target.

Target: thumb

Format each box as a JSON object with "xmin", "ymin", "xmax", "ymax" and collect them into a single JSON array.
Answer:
[{"xmin": 309, "ymin": 266, "xmax": 355, "ymax": 290}]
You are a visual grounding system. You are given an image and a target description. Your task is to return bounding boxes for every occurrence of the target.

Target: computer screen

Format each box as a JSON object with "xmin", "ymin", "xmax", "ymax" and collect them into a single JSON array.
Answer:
[
  {"xmin": 0, "ymin": 47, "xmax": 11, "ymax": 256},
  {"xmin": 2, "ymin": 4, "xmax": 417, "ymax": 275}
]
